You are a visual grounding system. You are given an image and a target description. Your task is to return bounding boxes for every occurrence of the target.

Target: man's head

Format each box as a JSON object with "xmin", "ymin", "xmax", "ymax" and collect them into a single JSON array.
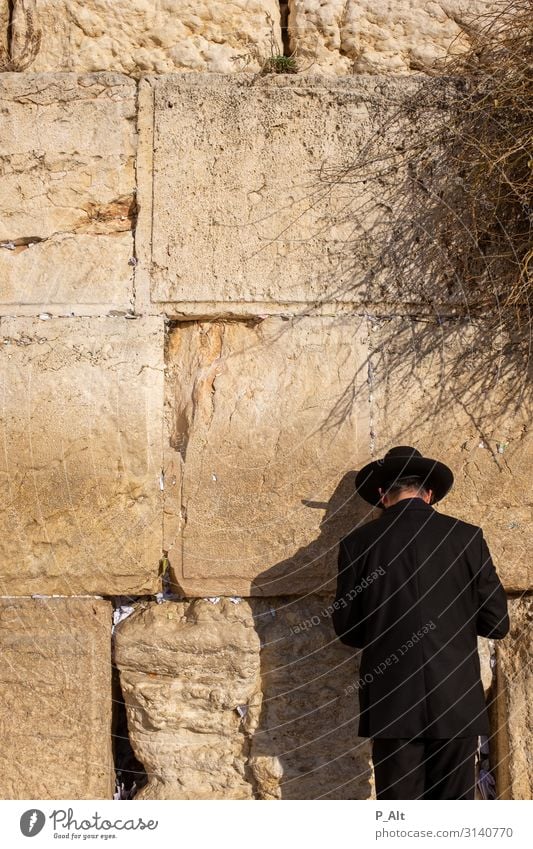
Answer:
[
  {"xmin": 355, "ymin": 445, "xmax": 453, "ymax": 506},
  {"xmin": 378, "ymin": 475, "xmax": 434, "ymax": 508}
]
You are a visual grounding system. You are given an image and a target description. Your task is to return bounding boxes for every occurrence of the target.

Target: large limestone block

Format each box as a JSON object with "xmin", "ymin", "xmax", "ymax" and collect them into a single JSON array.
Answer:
[
  {"xmin": 114, "ymin": 598, "xmax": 263, "ymax": 800},
  {"xmin": 367, "ymin": 316, "xmax": 532, "ymax": 592},
  {"xmin": 114, "ymin": 597, "xmax": 372, "ymax": 799},
  {"xmin": 164, "ymin": 316, "xmax": 373, "ymax": 597},
  {"xmin": 491, "ymin": 597, "xmax": 533, "ymax": 799},
  {"xmin": 0, "ymin": 315, "xmax": 164, "ymax": 595},
  {"xmin": 0, "ymin": 73, "xmax": 136, "ymax": 310},
  {"xmin": 12, "ymin": 0, "xmax": 281, "ymax": 75},
  {"xmin": 250, "ymin": 596, "xmax": 372, "ymax": 799},
  {"xmin": 145, "ymin": 74, "xmax": 422, "ymax": 310},
  {"xmin": 0, "ymin": 597, "xmax": 113, "ymax": 799},
  {"xmin": 288, "ymin": 1, "xmax": 501, "ymax": 74}
]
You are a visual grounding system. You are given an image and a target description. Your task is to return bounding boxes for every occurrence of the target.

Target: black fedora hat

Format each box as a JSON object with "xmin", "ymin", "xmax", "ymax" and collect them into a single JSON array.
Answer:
[{"xmin": 355, "ymin": 446, "xmax": 454, "ymax": 506}]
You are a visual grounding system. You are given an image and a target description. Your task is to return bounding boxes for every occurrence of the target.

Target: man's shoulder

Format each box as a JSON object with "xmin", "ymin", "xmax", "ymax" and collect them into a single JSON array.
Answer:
[
  {"xmin": 432, "ymin": 508, "xmax": 482, "ymax": 537},
  {"xmin": 341, "ymin": 507, "xmax": 483, "ymax": 546},
  {"xmin": 341, "ymin": 513, "xmax": 388, "ymax": 546}
]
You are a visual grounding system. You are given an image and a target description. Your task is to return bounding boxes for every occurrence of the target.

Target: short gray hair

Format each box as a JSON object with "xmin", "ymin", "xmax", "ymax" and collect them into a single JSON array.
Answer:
[{"xmin": 383, "ymin": 475, "xmax": 430, "ymax": 497}]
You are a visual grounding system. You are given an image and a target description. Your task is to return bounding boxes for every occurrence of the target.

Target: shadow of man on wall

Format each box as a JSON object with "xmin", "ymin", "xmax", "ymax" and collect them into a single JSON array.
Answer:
[{"xmin": 247, "ymin": 469, "xmax": 380, "ymax": 799}]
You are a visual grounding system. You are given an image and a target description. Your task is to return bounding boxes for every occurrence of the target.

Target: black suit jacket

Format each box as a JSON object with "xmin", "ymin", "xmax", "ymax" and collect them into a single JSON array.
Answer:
[{"xmin": 332, "ymin": 497, "xmax": 509, "ymax": 738}]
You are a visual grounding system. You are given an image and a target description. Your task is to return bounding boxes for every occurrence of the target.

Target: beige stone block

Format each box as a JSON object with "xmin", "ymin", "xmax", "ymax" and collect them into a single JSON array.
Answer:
[
  {"xmin": 0, "ymin": 2, "xmax": 9, "ymax": 60},
  {"xmin": 288, "ymin": 1, "xmax": 502, "ymax": 74},
  {"xmin": 0, "ymin": 315, "xmax": 164, "ymax": 595},
  {"xmin": 478, "ymin": 637, "xmax": 493, "ymax": 696},
  {"xmin": 250, "ymin": 596, "xmax": 372, "ymax": 799},
  {"xmin": 164, "ymin": 316, "xmax": 373, "ymax": 597},
  {"xmin": 0, "ymin": 597, "xmax": 113, "ymax": 799},
  {"xmin": 491, "ymin": 597, "xmax": 533, "ymax": 799},
  {"xmin": 12, "ymin": 0, "xmax": 281, "ymax": 75},
  {"xmin": 114, "ymin": 597, "xmax": 372, "ymax": 799},
  {"xmin": 114, "ymin": 598, "xmax": 263, "ymax": 800},
  {"xmin": 368, "ymin": 316, "xmax": 532, "ymax": 592},
  {"xmin": 0, "ymin": 73, "xmax": 136, "ymax": 310},
  {"xmin": 147, "ymin": 74, "xmax": 422, "ymax": 309}
]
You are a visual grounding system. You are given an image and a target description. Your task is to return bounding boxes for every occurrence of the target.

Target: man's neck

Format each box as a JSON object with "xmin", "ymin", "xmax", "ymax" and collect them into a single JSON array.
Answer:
[{"xmin": 384, "ymin": 495, "xmax": 428, "ymax": 509}]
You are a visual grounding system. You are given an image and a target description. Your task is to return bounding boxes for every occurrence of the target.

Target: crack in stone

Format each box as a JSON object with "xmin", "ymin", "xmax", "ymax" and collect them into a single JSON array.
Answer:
[
  {"xmin": 0, "ymin": 194, "xmax": 137, "ymax": 251},
  {"xmin": 279, "ymin": 1, "xmax": 291, "ymax": 57}
]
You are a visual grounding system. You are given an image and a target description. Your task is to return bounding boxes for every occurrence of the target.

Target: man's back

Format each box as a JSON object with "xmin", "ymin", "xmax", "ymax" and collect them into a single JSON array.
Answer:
[{"xmin": 332, "ymin": 497, "xmax": 509, "ymax": 738}]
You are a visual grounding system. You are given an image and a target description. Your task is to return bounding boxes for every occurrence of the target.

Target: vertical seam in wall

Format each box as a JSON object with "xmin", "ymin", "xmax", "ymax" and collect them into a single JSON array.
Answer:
[
  {"xmin": 366, "ymin": 313, "xmax": 376, "ymax": 457},
  {"xmin": 7, "ymin": 1, "xmax": 14, "ymax": 59},
  {"xmin": 149, "ymin": 80, "xmax": 156, "ymax": 308},
  {"xmin": 133, "ymin": 76, "xmax": 157, "ymax": 315},
  {"xmin": 279, "ymin": 1, "xmax": 291, "ymax": 57},
  {"xmin": 178, "ymin": 329, "xmax": 186, "ymax": 580},
  {"xmin": 160, "ymin": 317, "xmax": 165, "ymax": 575},
  {"xmin": 131, "ymin": 79, "xmax": 140, "ymax": 313}
]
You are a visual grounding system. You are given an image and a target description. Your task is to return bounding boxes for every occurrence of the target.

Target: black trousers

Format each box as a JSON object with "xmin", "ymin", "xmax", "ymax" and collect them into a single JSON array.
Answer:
[{"xmin": 372, "ymin": 737, "xmax": 478, "ymax": 800}]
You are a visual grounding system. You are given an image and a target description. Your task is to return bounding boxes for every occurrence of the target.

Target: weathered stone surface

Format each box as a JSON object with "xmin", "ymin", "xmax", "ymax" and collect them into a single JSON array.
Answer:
[
  {"xmin": 288, "ymin": 1, "xmax": 501, "ymax": 74},
  {"xmin": 114, "ymin": 597, "xmax": 372, "ymax": 799},
  {"xmin": 0, "ymin": 2, "xmax": 8, "ymax": 60},
  {"xmin": 146, "ymin": 74, "xmax": 423, "ymax": 309},
  {"xmin": 0, "ymin": 73, "xmax": 136, "ymax": 309},
  {"xmin": 491, "ymin": 597, "xmax": 533, "ymax": 799},
  {"xmin": 250, "ymin": 596, "xmax": 372, "ymax": 799},
  {"xmin": 0, "ymin": 597, "xmax": 113, "ymax": 799},
  {"xmin": 12, "ymin": 0, "xmax": 281, "ymax": 75},
  {"xmin": 478, "ymin": 637, "xmax": 493, "ymax": 696},
  {"xmin": 0, "ymin": 315, "xmax": 164, "ymax": 595},
  {"xmin": 114, "ymin": 598, "xmax": 262, "ymax": 800},
  {"xmin": 368, "ymin": 316, "xmax": 532, "ymax": 592},
  {"xmin": 164, "ymin": 316, "xmax": 374, "ymax": 597}
]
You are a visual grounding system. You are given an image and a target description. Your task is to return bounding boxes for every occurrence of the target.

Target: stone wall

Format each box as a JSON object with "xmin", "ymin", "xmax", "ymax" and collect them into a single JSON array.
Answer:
[
  {"xmin": 0, "ymin": 1, "xmax": 531, "ymax": 800},
  {"xmin": 287, "ymin": 1, "xmax": 504, "ymax": 74},
  {"xmin": 8, "ymin": 1, "xmax": 503, "ymax": 76}
]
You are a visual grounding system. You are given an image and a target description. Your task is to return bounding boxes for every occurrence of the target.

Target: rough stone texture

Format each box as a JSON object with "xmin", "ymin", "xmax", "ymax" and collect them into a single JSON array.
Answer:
[
  {"xmin": 114, "ymin": 598, "xmax": 263, "ymax": 799},
  {"xmin": 12, "ymin": 0, "xmax": 281, "ymax": 76},
  {"xmin": 0, "ymin": 315, "xmax": 164, "ymax": 595},
  {"xmin": 0, "ymin": 2, "xmax": 8, "ymax": 59},
  {"xmin": 164, "ymin": 316, "xmax": 374, "ymax": 597},
  {"xmin": 0, "ymin": 597, "xmax": 113, "ymax": 799},
  {"xmin": 0, "ymin": 64, "xmax": 529, "ymax": 804},
  {"xmin": 478, "ymin": 637, "xmax": 493, "ymax": 696},
  {"xmin": 114, "ymin": 597, "xmax": 372, "ymax": 799},
  {"xmin": 146, "ymin": 74, "xmax": 423, "ymax": 310},
  {"xmin": 491, "ymin": 597, "xmax": 533, "ymax": 799},
  {"xmin": 250, "ymin": 596, "xmax": 372, "ymax": 799},
  {"xmin": 368, "ymin": 316, "xmax": 532, "ymax": 592},
  {"xmin": 288, "ymin": 0, "xmax": 501, "ymax": 74},
  {"xmin": 0, "ymin": 73, "xmax": 136, "ymax": 310}
]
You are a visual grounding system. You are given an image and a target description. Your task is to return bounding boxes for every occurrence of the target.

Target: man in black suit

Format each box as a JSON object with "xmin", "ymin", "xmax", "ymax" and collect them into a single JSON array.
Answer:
[{"xmin": 332, "ymin": 446, "xmax": 509, "ymax": 800}]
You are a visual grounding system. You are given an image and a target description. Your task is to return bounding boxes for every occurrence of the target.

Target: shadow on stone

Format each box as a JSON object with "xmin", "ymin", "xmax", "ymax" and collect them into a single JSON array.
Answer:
[
  {"xmin": 112, "ymin": 666, "xmax": 148, "ymax": 800},
  {"xmin": 248, "ymin": 470, "xmax": 377, "ymax": 799}
]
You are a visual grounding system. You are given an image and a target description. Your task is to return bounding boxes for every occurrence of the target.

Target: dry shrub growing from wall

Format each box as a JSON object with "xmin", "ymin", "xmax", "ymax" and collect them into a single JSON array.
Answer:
[
  {"xmin": 233, "ymin": 11, "xmax": 315, "ymax": 76},
  {"xmin": 318, "ymin": 1, "xmax": 531, "ymax": 336},
  {"xmin": 182, "ymin": 3, "xmax": 533, "ymax": 440},
  {"xmin": 310, "ymin": 0, "xmax": 532, "ymax": 430},
  {"xmin": 424, "ymin": 0, "xmax": 532, "ymax": 328}
]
